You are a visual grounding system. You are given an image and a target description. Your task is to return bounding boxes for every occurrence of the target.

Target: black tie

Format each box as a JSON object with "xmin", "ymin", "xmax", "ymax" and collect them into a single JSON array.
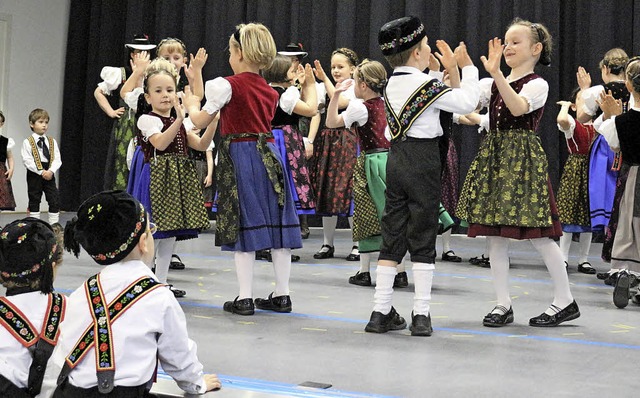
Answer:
[{"xmin": 38, "ymin": 137, "xmax": 50, "ymax": 162}]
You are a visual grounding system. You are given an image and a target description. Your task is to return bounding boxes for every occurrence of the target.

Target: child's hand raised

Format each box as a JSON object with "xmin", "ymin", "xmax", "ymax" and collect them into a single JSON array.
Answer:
[
  {"xmin": 185, "ymin": 48, "xmax": 208, "ymax": 81},
  {"xmin": 576, "ymin": 66, "xmax": 591, "ymax": 90},
  {"xmin": 556, "ymin": 100, "xmax": 572, "ymax": 108},
  {"xmin": 454, "ymin": 42, "xmax": 473, "ymax": 68},
  {"xmin": 182, "ymin": 85, "xmax": 200, "ymax": 115},
  {"xmin": 334, "ymin": 79, "xmax": 353, "ymax": 95},
  {"xmin": 302, "ymin": 63, "xmax": 315, "ymax": 86},
  {"xmin": 480, "ymin": 38, "xmax": 504, "ymax": 77},
  {"xmin": 597, "ymin": 90, "xmax": 622, "ymax": 120},
  {"xmin": 313, "ymin": 60, "xmax": 328, "ymax": 82},
  {"xmin": 434, "ymin": 40, "xmax": 457, "ymax": 71},
  {"xmin": 173, "ymin": 93, "xmax": 186, "ymax": 121},
  {"xmin": 130, "ymin": 51, "xmax": 150, "ymax": 73},
  {"xmin": 428, "ymin": 53, "xmax": 440, "ymax": 72}
]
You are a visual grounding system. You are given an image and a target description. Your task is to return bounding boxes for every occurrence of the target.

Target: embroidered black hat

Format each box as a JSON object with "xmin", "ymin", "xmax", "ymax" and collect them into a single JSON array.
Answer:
[
  {"xmin": 0, "ymin": 218, "xmax": 58, "ymax": 287},
  {"xmin": 378, "ymin": 16, "xmax": 426, "ymax": 56},
  {"xmin": 125, "ymin": 34, "xmax": 156, "ymax": 51},
  {"xmin": 278, "ymin": 42, "xmax": 308, "ymax": 58},
  {"xmin": 64, "ymin": 190, "xmax": 147, "ymax": 265}
]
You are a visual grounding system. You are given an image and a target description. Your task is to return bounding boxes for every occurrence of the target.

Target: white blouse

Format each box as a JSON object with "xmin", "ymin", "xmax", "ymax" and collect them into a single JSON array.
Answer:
[
  {"xmin": 202, "ymin": 78, "xmax": 232, "ymax": 115},
  {"xmin": 137, "ymin": 114, "xmax": 194, "ymax": 140},
  {"xmin": 278, "ymin": 86, "xmax": 301, "ymax": 115},
  {"xmin": 97, "ymin": 66, "xmax": 124, "ymax": 96},
  {"xmin": 341, "ymin": 98, "xmax": 369, "ymax": 128}
]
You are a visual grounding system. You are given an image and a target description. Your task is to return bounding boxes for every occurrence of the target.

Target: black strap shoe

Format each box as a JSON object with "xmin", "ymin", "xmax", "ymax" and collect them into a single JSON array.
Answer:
[
  {"xmin": 483, "ymin": 305, "xmax": 514, "ymax": 327},
  {"xmin": 349, "ymin": 271, "xmax": 372, "ymax": 286},
  {"xmin": 364, "ymin": 307, "xmax": 406, "ymax": 333},
  {"xmin": 613, "ymin": 271, "xmax": 630, "ymax": 309},
  {"xmin": 255, "ymin": 249, "xmax": 272, "ymax": 261},
  {"xmin": 442, "ymin": 250, "xmax": 462, "ymax": 262},
  {"xmin": 577, "ymin": 262, "xmax": 596, "ymax": 274},
  {"xmin": 409, "ymin": 312, "xmax": 433, "ymax": 336},
  {"xmin": 168, "ymin": 285, "xmax": 186, "ymax": 298},
  {"xmin": 223, "ymin": 296, "xmax": 255, "ymax": 315},
  {"xmin": 529, "ymin": 300, "xmax": 580, "ymax": 327},
  {"xmin": 345, "ymin": 246, "xmax": 360, "ymax": 261},
  {"xmin": 393, "ymin": 271, "xmax": 409, "ymax": 288},
  {"xmin": 313, "ymin": 245, "xmax": 335, "ymax": 259},
  {"xmin": 254, "ymin": 293, "xmax": 292, "ymax": 313},
  {"xmin": 169, "ymin": 254, "xmax": 186, "ymax": 270}
]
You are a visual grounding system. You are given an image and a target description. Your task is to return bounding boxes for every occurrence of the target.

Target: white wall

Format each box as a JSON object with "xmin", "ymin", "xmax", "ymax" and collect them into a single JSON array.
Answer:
[{"xmin": 0, "ymin": 0, "xmax": 70, "ymax": 213}]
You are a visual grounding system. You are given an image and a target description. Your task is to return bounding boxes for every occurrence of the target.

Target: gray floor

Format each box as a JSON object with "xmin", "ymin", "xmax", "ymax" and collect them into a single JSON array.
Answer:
[{"xmin": 5, "ymin": 213, "xmax": 640, "ymax": 397}]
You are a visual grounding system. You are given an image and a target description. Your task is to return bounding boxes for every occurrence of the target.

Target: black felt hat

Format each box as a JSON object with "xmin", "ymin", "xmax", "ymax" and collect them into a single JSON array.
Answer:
[
  {"xmin": 278, "ymin": 42, "xmax": 308, "ymax": 58},
  {"xmin": 378, "ymin": 16, "xmax": 426, "ymax": 56},
  {"xmin": 0, "ymin": 218, "xmax": 57, "ymax": 286},
  {"xmin": 125, "ymin": 33, "xmax": 156, "ymax": 51},
  {"xmin": 65, "ymin": 190, "xmax": 147, "ymax": 265}
]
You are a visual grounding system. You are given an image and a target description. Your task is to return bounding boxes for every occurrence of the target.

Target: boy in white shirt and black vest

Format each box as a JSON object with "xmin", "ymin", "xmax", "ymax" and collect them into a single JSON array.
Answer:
[
  {"xmin": 21, "ymin": 109, "xmax": 61, "ymax": 225},
  {"xmin": 364, "ymin": 16, "xmax": 480, "ymax": 336}
]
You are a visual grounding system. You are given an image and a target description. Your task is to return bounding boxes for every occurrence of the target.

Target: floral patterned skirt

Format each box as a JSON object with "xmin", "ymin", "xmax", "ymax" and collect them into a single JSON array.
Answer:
[
  {"xmin": 273, "ymin": 126, "xmax": 315, "ymax": 214},
  {"xmin": 0, "ymin": 163, "xmax": 15, "ymax": 210},
  {"xmin": 456, "ymin": 129, "xmax": 561, "ymax": 239},
  {"xmin": 104, "ymin": 108, "xmax": 135, "ymax": 191},
  {"xmin": 557, "ymin": 154, "xmax": 591, "ymax": 232},
  {"xmin": 441, "ymin": 137, "xmax": 459, "ymax": 217}
]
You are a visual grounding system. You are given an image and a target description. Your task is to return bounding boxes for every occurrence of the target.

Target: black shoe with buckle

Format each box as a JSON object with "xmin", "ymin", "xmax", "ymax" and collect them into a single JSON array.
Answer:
[
  {"xmin": 483, "ymin": 305, "xmax": 514, "ymax": 327},
  {"xmin": 364, "ymin": 307, "xmax": 407, "ymax": 333},
  {"xmin": 255, "ymin": 249, "xmax": 272, "ymax": 261},
  {"xmin": 409, "ymin": 312, "xmax": 433, "ymax": 336},
  {"xmin": 300, "ymin": 226, "xmax": 310, "ymax": 240},
  {"xmin": 442, "ymin": 250, "xmax": 462, "ymax": 262},
  {"xmin": 169, "ymin": 254, "xmax": 185, "ymax": 270},
  {"xmin": 470, "ymin": 254, "xmax": 490, "ymax": 268},
  {"xmin": 394, "ymin": 271, "xmax": 409, "ymax": 288},
  {"xmin": 529, "ymin": 300, "xmax": 580, "ymax": 327},
  {"xmin": 577, "ymin": 262, "xmax": 596, "ymax": 274},
  {"xmin": 313, "ymin": 245, "xmax": 335, "ymax": 259},
  {"xmin": 345, "ymin": 246, "xmax": 360, "ymax": 261},
  {"xmin": 223, "ymin": 296, "xmax": 255, "ymax": 315},
  {"xmin": 349, "ymin": 271, "xmax": 372, "ymax": 286},
  {"xmin": 254, "ymin": 293, "xmax": 292, "ymax": 313},
  {"xmin": 168, "ymin": 285, "xmax": 186, "ymax": 298},
  {"xmin": 613, "ymin": 270, "xmax": 630, "ymax": 309}
]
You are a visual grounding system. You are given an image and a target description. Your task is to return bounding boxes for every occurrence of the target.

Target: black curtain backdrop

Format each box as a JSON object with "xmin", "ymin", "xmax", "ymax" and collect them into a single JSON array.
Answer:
[{"xmin": 59, "ymin": 0, "xmax": 640, "ymax": 210}]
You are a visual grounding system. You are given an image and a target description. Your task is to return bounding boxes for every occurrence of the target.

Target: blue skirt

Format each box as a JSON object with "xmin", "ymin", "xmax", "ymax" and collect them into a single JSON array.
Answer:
[
  {"xmin": 589, "ymin": 135, "xmax": 618, "ymax": 231},
  {"xmin": 221, "ymin": 140, "xmax": 302, "ymax": 252},
  {"xmin": 126, "ymin": 146, "xmax": 144, "ymax": 195}
]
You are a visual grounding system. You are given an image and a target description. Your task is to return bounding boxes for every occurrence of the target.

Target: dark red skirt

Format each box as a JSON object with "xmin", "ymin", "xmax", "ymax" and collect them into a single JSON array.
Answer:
[{"xmin": 0, "ymin": 163, "xmax": 16, "ymax": 211}]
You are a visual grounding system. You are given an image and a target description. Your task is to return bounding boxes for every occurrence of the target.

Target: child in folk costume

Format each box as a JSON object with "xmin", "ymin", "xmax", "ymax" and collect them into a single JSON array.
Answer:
[
  {"xmin": 131, "ymin": 58, "xmax": 213, "ymax": 298},
  {"xmin": 186, "ymin": 23, "xmax": 302, "ymax": 315},
  {"xmin": 598, "ymin": 57, "xmax": 640, "ymax": 308},
  {"xmin": 366, "ymin": 16, "xmax": 480, "ymax": 336},
  {"xmin": 457, "ymin": 19, "xmax": 580, "ymax": 327},
  {"xmin": 0, "ymin": 219, "xmax": 64, "ymax": 397},
  {"xmin": 40, "ymin": 191, "xmax": 220, "ymax": 396},
  {"xmin": 21, "ymin": 109, "xmax": 61, "ymax": 225},
  {"xmin": 0, "ymin": 111, "xmax": 16, "ymax": 213},
  {"xmin": 556, "ymin": 83, "xmax": 596, "ymax": 274}
]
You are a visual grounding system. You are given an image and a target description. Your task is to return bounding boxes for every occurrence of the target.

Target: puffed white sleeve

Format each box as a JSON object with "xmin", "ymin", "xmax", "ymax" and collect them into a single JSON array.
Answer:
[
  {"xmin": 97, "ymin": 66, "xmax": 123, "ymax": 95},
  {"xmin": 557, "ymin": 114, "xmax": 576, "ymax": 139},
  {"xmin": 124, "ymin": 87, "xmax": 144, "ymax": 111},
  {"xmin": 279, "ymin": 86, "xmax": 301, "ymax": 115},
  {"xmin": 137, "ymin": 115, "xmax": 164, "ymax": 140},
  {"xmin": 519, "ymin": 78, "xmax": 549, "ymax": 113},
  {"xmin": 341, "ymin": 80, "xmax": 356, "ymax": 100},
  {"xmin": 478, "ymin": 78, "xmax": 494, "ymax": 109},
  {"xmin": 580, "ymin": 85, "xmax": 605, "ymax": 117},
  {"xmin": 478, "ymin": 113, "xmax": 490, "ymax": 134},
  {"xmin": 202, "ymin": 77, "xmax": 232, "ymax": 115},
  {"xmin": 6, "ymin": 138, "xmax": 15, "ymax": 151},
  {"xmin": 341, "ymin": 99, "xmax": 368, "ymax": 127},
  {"xmin": 598, "ymin": 116, "xmax": 620, "ymax": 150}
]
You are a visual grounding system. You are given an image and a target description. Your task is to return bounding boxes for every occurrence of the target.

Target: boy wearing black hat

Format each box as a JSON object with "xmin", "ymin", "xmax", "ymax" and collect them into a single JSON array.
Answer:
[
  {"xmin": 365, "ymin": 16, "xmax": 480, "ymax": 336},
  {"xmin": 0, "ymin": 218, "xmax": 64, "ymax": 397},
  {"xmin": 40, "ymin": 190, "xmax": 220, "ymax": 396}
]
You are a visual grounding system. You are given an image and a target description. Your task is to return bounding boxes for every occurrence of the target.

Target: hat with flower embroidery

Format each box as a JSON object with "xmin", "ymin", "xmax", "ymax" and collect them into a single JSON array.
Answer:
[
  {"xmin": 378, "ymin": 16, "xmax": 426, "ymax": 56},
  {"xmin": 0, "ymin": 218, "xmax": 58, "ymax": 291},
  {"xmin": 64, "ymin": 190, "xmax": 147, "ymax": 265}
]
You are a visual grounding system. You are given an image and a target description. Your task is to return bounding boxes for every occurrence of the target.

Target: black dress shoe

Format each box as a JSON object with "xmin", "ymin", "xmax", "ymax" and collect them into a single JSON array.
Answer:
[
  {"xmin": 169, "ymin": 254, "xmax": 186, "ymax": 270},
  {"xmin": 300, "ymin": 226, "xmax": 310, "ymax": 239},
  {"xmin": 470, "ymin": 254, "xmax": 490, "ymax": 268},
  {"xmin": 577, "ymin": 262, "xmax": 596, "ymax": 274},
  {"xmin": 613, "ymin": 271, "xmax": 630, "ymax": 309},
  {"xmin": 529, "ymin": 300, "xmax": 580, "ymax": 327},
  {"xmin": 313, "ymin": 245, "xmax": 335, "ymax": 259},
  {"xmin": 223, "ymin": 296, "xmax": 255, "ymax": 315},
  {"xmin": 349, "ymin": 271, "xmax": 372, "ymax": 286},
  {"xmin": 254, "ymin": 293, "xmax": 292, "ymax": 313},
  {"xmin": 393, "ymin": 271, "xmax": 409, "ymax": 288},
  {"xmin": 345, "ymin": 246, "xmax": 360, "ymax": 261},
  {"xmin": 364, "ymin": 307, "xmax": 406, "ymax": 333},
  {"xmin": 169, "ymin": 285, "xmax": 186, "ymax": 298},
  {"xmin": 409, "ymin": 312, "xmax": 433, "ymax": 336},
  {"xmin": 483, "ymin": 305, "xmax": 514, "ymax": 327},
  {"xmin": 291, "ymin": 254, "xmax": 300, "ymax": 263},
  {"xmin": 255, "ymin": 249, "xmax": 272, "ymax": 261},
  {"xmin": 442, "ymin": 250, "xmax": 462, "ymax": 262}
]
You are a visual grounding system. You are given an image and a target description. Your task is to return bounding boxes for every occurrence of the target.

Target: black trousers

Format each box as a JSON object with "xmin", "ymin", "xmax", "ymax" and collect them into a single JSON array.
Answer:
[
  {"xmin": 26, "ymin": 164, "xmax": 60, "ymax": 213},
  {"xmin": 379, "ymin": 137, "xmax": 441, "ymax": 264},
  {"xmin": 53, "ymin": 380, "xmax": 148, "ymax": 398},
  {"xmin": 0, "ymin": 373, "xmax": 30, "ymax": 398}
]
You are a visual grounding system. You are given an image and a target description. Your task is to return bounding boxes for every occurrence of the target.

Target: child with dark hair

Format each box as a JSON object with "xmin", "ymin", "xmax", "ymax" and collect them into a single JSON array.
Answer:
[{"xmin": 0, "ymin": 218, "xmax": 64, "ymax": 397}]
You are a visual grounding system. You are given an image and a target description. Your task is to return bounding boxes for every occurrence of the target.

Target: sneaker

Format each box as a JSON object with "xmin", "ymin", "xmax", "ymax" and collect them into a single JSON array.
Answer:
[
  {"xmin": 409, "ymin": 312, "xmax": 433, "ymax": 336},
  {"xmin": 254, "ymin": 293, "xmax": 292, "ymax": 313},
  {"xmin": 364, "ymin": 307, "xmax": 407, "ymax": 333}
]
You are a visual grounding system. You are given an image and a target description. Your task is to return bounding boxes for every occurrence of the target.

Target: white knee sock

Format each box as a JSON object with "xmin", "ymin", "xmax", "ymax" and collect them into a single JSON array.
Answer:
[
  {"xmin": 322, "ymin": 216, "xmax": 337, "ymax": 246},
  {"xmin": 373, "ymin": 265, "xmax": 397, "ymax": 314},
  {"xmin": 442, "ymin": 229, "xmax": 452, "ymax": 253},
  {"xmin": 412, "ymin": 262, "xmax": 435, "ymax": 315},
  {"xmin": 30, "ymin": 212, "xmax": 41, "ymax": 219},
  {"xmin": 154, "ymin": 237, "xmax": 176, "ymax": 283},
  {"xmin": 530, "ymin": 238, "xmax": 574, "ymax": 312},
  {"xmin": 235, "ymin": 251, "xmax": 255, "ymax": 299},
  {"xmin": 578, "ymin": 233, "xmax": 592, "ymax": 264},
  {"xmin": 487, "ymin": 236, "xmax": 511, "ymax": 311},
  {"xmin": 559, "ymin": 232, "xmax": 572, "ymax": 263},
  {"xmin": 48, "ymin": 212, "xmax": 59, "ymax": 224},
  {"xmin": 172, "ymin": 240, "xmax": 179, "ymax": 255},
  {"xmin": 270, "ymin": 248, "xmax": 291, "ymax": 296},
  {"xmin": 359, "ymin": 252, "xmax": 371, "ymax": 273}
]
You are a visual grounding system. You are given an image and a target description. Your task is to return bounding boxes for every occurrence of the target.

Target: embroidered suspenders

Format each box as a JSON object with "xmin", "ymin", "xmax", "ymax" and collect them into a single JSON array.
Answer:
[
  {"xmin": 384, "ymin": 78, "xmax": 452, "ymax": 142},
  {"xmin": 0, "ymin": 292, "xmax": 66, "ymax": 396},
  {"xmin": 27, "ymin": 136, "xmax": 55, "ymax": 171},
  {"xmin": 56, "ymin": 274, "xmax": 162, "ymax": 394}
]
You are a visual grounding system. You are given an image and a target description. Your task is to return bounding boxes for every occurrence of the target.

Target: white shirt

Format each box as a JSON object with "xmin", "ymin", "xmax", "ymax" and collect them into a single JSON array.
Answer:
[
  {"xmin": 2, "ymin": 136, "xmax": 15, "ymax": 152},
  {"xmin": 341, "ymin": 98, "xmax": 368, "ymax": 128},
  {"xmin": 137, "ymin": 115, "xmax": 194, "ymax": 140},
  {"xmin": 22, "ymin": 133, "xmax": 62, "ymax": 175},
  {"xmin": 0, "ymin": 291, "xmax": 52, "ymax": 389},
  {"xmin": 385, "ymin": 65, "xmax": 480, "ymax": 139},
  {"xmin": 597, "ymin": 105, "xmax": 640, "ymax": 150},
  {"xmin": 40, "ymin": 261, "xmax": 207, "ymax": 396},
  {"xmin": 274, "ymin": 86, "xmax": 300, "ymax": 115},
  {"xmin": 97, "ymin": 66, "xmax": 124, "ymax": 96}
]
